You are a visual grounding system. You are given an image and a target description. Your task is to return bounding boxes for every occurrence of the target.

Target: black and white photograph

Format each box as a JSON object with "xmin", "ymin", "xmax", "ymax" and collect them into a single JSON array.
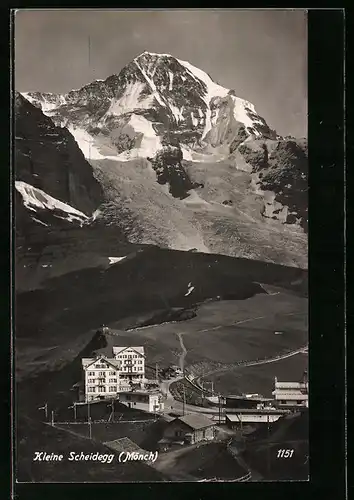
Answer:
[{"xmin": 14, "ymin": 9, "xmax": 309, "ymax": 482}]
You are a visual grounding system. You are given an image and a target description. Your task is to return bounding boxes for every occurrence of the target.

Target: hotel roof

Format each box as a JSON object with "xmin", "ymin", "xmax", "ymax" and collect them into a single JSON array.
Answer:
[
  {"xmin": 81, "ymin": 356, "xmax": 121, "ymax": 369},
  {"xmin": 113, "ymin": 346, "xmax": 145, "ymax": 356}
]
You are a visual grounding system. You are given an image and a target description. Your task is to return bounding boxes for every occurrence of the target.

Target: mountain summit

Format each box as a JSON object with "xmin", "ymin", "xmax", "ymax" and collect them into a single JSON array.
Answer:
[
  {"xmin": 22, "ymin": 51, "xmax": 278, "ymax": 163},
  {"xmin": 17, "ymin": 52, "xmax": 307, "ymax": 268}
]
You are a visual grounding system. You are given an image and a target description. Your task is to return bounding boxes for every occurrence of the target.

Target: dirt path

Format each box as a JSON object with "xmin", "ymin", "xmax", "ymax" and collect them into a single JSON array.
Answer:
[
  {"xmin": 198, "ymin": 311, "xmax": 305, "ymax": 333},
  {"xmin": 176, "ymin": 332, "xmax": 187, "ymax": 372}
]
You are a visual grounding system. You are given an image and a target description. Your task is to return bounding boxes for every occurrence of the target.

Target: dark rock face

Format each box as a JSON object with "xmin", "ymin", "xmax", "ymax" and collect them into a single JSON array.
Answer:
[
  {"xmin": 15, "ymin": 92, "xmax": 104, "ymax": 216},
  {"xmin": 239, "ymin": 138, "xmax": 308, "ymax": 231},
  {"xmin": 150, "ymin": 145, "xmax": 201, "ymax": 199},
  {"xmin": 261, "ymin": 140, "xmax": 308, "ymax": 231},
  {"xmin": 238, "ymin": 142, "xmax": 269, "ymax": 171}
]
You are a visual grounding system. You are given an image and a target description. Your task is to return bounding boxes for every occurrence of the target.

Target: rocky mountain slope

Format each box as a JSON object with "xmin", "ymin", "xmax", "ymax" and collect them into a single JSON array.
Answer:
[
  {"xmin": 18, "ymin": 51, "xmax": 307, "ymax": 269},
  {"xmin": 15, "ymin": 92, "xmax": 103, "ymax": 217}
]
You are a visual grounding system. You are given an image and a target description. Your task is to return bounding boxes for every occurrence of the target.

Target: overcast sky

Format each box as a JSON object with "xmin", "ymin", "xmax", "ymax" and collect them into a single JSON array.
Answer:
[{"xmin": 15, "ymin": 9, "xmax": 307, "ymax": 137}]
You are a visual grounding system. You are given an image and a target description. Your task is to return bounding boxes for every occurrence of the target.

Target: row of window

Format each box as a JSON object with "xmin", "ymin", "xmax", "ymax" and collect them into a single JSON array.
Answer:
[
  {"xmin": 87, "ymin": 371, "xmax": 117, "ymax": 376},
  {"xmin": 87, "ymin": 386, "xmax": 117, "ymax": 393},
  {"xmin": 87, "ymin": 371, "xmax": 116, "ymax": 377},
  {"xmin": 121, "ymin": 366, "xmax": 143, "ymax": 371},
  {"xmin": 279, "ymin": 400, "xmax": 307, "ymax": 405},
  {"xmin": 88, "ymin": 378, "xmax": 117, "ymax": 383},
  {"xmin": 117, "ymin": 355, "xmax": 143, "ymax": 359}
]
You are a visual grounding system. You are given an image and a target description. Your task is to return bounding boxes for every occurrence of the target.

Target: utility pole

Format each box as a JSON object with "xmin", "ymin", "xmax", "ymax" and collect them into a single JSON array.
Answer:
[
  {"xmin": 88, "ymin": 417, "xmax": 92, "ymax": 439},
  {"xmin": 51, "ymin": 410, "xmax": 54, "ymax": 427},
  {"xmin": 38, "ymin": 403, "xmax": 48, "ymax": 420},
  {"xmin": 107, "ymin": 400, "xmax": 114, "ymax": 422},
  {"xmin": 182, "ymin": 382, "xmax": 186, "ymax": 416},
  {"xmin": 68, "ymin": 402, "xmax": 77, "ymax": 421},
  {"xmin": 267, "ymin": 414, "xmax": 271, "ymax": 477}
]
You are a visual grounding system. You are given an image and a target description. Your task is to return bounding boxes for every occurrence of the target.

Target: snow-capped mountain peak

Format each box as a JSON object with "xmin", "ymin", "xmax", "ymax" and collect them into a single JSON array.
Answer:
[{"xmin": 20, "ymin": 51, "xmax": 277, "ymax": 163}]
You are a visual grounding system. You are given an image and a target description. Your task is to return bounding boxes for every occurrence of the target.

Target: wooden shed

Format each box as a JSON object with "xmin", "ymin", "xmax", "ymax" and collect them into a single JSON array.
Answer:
[{"xmin": 160, "ymin": 413, "xmax": 216, "ymax": 447}]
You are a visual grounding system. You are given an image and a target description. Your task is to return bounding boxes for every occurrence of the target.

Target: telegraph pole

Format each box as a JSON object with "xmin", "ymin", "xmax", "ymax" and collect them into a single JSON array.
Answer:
[
  {"xmin": 68, "ymin": 402, "xmax": 77, "ymax": 421},
  {"xmin": 88, "ymin": 417, "xmax": 92, "ymax": 439},
  {"xmin": 51, "ymin": 410, "xmax": 54, "ymax": 427},
  {"xmin": 107, "ymin": 400, "xmax": 114, "ymax": 422},
  {"xmin": 182, "ymin": 383, "xmax": 186, "ymax": 416},
  {"xmin": 267, "ymin": 414, "xmax": 271, "ymax": 477},
  {"xmin": 38, "ymin": 403, "xmax": 48, "ymax": 420}
]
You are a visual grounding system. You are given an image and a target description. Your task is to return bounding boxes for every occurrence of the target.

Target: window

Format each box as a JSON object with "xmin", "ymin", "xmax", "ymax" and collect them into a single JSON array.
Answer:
[
  {"xmin": 175, "ymin": 430, "xmax": 182, "ymax": 437},
  {"xmin": 88, "ymin": 371, "xmax": 95, "ymax": 376},
  {"xmin": 109, "ymin": 371, "xmax": 115, "ymax": 376},
  {"xmin": 88, "ymin": 387, "xmax": 96, "ymax": 393},
  {"xmin": 98, "ymin": 372, "xmax": 106, "ymax": 376},
  {"xmin": 88, "ymin": 378, "xmax": 95, "ymax": 383},
  {"xmin": 109, "ymin": 386, "xmax": 117, "ymax": 392},
  {"xmin": 109, "ymin": 378, "xmax": 117, "ymax": 383},
  {"xmin": 98, "ymin": 386, "xmax": 105, "ymax": 392}
]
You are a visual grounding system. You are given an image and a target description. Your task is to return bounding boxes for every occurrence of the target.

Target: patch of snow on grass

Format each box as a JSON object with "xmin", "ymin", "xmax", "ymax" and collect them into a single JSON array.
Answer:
[
  {"xmin": 108, "ymin": 256, "xmax": 127, "ymax": 265},
  {"xmin": 31, "ymin": 217, "xmax": 49, "ymax": 227},
  {"xmin": 185, "ymin": 282, "xmax": 195, "ymax": 296}
]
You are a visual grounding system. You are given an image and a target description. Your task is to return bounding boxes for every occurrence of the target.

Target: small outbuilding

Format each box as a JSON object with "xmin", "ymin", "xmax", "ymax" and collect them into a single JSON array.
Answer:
[{"xmin": 160, "ymin": 413, "xmax": 216, "ymax": 447}]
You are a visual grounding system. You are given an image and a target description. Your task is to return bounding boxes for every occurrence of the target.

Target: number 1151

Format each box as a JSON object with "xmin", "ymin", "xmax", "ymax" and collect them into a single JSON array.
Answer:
[{"xmin": 277, "ymin": 449, "xmax": 294, "ymax": 458}]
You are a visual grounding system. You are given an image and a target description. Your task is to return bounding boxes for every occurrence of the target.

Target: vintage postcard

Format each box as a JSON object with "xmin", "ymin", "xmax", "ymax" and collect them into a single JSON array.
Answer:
[{"xmin": 13, "ymin": 9, "xmax": 309, "ymax": 482}]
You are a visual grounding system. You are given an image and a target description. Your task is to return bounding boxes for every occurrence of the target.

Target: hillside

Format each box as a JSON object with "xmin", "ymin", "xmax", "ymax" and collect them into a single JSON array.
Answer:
[
  {"xmin": 17, "ymin": 416, "xmax": 168, "ymax": 482},
  {"xmin": 241, "ymin": 411, "xmax": 309, "ymax": 480}
]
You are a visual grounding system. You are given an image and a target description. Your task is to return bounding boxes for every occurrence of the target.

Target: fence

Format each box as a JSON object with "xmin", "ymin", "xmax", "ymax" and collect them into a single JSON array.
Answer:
[
  {"xmin": 184, "ymin": 345, "xmax": 308, "ymax": 398},
  {"xmin": 48, "ymin": 418, "xmax": 157, "ymax": 425},
  {"xmin": 198, "ymin": 471, "xmax": 252, "ymax": 482}
]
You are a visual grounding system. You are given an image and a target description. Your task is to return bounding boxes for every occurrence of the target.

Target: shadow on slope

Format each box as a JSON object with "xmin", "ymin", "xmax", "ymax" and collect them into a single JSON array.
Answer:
[
  {"xmin": 241, "ymin": 410, "xmax": 309, "ymax": 480},
  {"xmin": 16, "ymin": 247, "xmax": 307, "ymax": 347},
  {"xmin": 16, "ymin": 416, "xmax": 168, "ymax": 482}
]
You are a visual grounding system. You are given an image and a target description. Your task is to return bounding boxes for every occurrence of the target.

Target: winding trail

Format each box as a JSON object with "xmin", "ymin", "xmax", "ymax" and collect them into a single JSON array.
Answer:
[{"xmin": 176, "ymin": 332, "xmax": 187, "ymax": 372}]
